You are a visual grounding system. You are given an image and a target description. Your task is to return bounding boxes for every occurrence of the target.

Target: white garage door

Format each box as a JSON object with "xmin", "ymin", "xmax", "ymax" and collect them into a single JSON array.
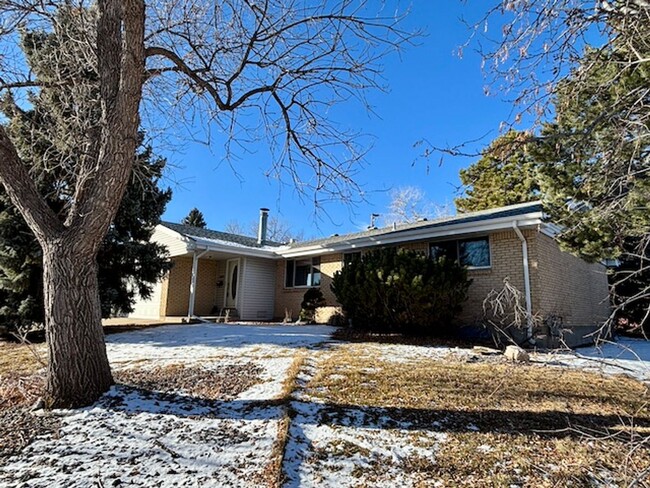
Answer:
[{"xmin": 128, "ymin": 280, "xmax": 163, "ymax": 319}]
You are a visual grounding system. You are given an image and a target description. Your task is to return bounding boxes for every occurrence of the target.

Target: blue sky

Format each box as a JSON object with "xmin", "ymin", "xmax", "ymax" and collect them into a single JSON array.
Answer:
[{"xmin": 158, "ymin": 3, "xmax": 517, "ymax": 239}]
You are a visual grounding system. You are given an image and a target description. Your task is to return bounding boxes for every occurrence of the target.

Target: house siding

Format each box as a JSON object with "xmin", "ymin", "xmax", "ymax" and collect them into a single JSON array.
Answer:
[
  {"xmin": 151, "ymin": 227, "xmax": 190, "ymax": 257},
  {"xmin": 239, "ymin": 257, "xmax": 277, "ymax": 320},
  {"xmin": 128, "ymin": 279, "xmax": 164, "ymax": 319}
]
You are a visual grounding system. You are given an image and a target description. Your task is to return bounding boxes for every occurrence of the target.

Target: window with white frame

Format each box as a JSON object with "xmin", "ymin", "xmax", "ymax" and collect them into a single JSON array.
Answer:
[
  {"xmin": 285, "ymin": 257, "xmax": 321, "ymax": 287},
  {"xmin": 429, "ymin": 237, "xmax": 491, "ymax": 268}
]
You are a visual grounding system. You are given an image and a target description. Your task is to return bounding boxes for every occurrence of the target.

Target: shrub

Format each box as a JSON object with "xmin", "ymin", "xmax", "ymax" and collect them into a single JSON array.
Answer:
[
  {"xmin": 331, "ymin": 248, "xmax": 471, "ymax": 334},
  {"xmin": 299, "ymin": 288, "xmax": 326, "ymax": 323}
]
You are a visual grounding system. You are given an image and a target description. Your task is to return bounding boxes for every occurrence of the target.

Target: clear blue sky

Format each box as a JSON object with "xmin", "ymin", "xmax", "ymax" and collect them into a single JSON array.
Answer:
[{"xmin": 157, "ymin": 3, "xmax": 516, "ymax": 239}]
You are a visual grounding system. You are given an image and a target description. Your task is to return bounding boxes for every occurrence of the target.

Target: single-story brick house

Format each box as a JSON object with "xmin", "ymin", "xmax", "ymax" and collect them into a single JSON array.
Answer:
[{"xmin": 128, "ymin": 202, "xmax": 611, "ymax": 346}]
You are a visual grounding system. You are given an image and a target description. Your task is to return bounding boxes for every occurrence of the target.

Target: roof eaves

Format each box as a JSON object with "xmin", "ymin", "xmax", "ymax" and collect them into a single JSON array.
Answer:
[
  {"xmin": 188, "ymin": 237, "xmax": 284, "ymax": 259},
  {"xmin": 288, "ymin": 201, "xmax": 543, "ymax": 249},
  {"xmin": 277, "ymin": 210, "xmax": 543, "ymax": 258}
]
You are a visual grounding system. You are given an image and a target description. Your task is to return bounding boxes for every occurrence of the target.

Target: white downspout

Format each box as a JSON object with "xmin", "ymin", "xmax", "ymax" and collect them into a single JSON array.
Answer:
[
  {"xmin": 512, "ymin": 221, "xmax": 533, "ymax": 341},
  {"xmin": 188, "ymin": 249, "xmax": 209, "ymax": 320}
]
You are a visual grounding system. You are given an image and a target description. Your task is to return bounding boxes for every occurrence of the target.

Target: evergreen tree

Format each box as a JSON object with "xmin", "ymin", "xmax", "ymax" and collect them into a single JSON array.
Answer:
[
  {"xmin": 182, "ymin": 208, "xmax": 207, "ymax": 228},
  {"xmin": 533, "ymin": 46, "xmax": 649, "ymax": 262},
  {"xmin": 455, "ymin": 131, "xmax": 540, "ymax": 213},
  {"xmin": 531, "ymin": 21, "xmax": 649, "ymax": 330},
  {"xmin": 0, "ymin": 9, "xmax": 172, "ymax": 331}
]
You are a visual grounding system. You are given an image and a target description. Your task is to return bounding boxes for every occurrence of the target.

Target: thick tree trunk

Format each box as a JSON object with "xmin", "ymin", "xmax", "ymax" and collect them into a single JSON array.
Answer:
[
  {"xmin": 0, "ymin": 0, "xmax": 145, "ymax": 408},
  {"xmin": 42, "ymin": 242, "xmax": 113, "ymax": 408}
]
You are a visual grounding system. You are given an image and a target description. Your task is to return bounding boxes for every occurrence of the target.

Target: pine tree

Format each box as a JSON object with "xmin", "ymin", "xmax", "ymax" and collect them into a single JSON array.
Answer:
[
  {"xmin": 182, "ymin": 208, "xmax": 207, "ymax": 228},
  {"xmin": 532, "ymin": 21, "xmax": 649, "ymax": 330},
  {"xmin": 0, "ymin": 144, "xmax": 172, "ymax": 330},
  {"xmin": 455, "ymin": 131, "xmax": 540, "ymax": 213},
  {"xmin": 533, "ymin": 46, "xmax": 649, "ymax": 262},
  {"xmin": 0, "ymin": 9, "xmax": 172, "ymax": 332}
]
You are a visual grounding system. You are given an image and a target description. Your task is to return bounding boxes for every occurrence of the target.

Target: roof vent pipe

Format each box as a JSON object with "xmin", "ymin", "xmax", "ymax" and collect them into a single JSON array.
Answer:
[{"xmin": 258, "ymin": 208, "xmax": 269, "ymax": 245}]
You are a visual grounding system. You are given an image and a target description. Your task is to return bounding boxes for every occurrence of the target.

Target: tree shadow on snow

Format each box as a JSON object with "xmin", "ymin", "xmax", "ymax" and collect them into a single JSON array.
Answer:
[
  {"xmin": 105, "ymin": 323, "xmax": 338, "ymax": 350},
  {"xmin": 100, "ymin": 384, "xmax": 650, "ymax": 437}
]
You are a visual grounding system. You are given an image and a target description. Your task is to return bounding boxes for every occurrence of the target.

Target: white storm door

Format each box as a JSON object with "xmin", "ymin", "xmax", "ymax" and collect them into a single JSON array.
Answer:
[{"xmin": 224, "ymin": 258, "xmax": 240, "ymax": 308}]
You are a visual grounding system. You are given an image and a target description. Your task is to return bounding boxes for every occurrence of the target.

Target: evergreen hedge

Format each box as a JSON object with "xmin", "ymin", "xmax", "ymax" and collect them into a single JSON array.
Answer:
[{"xmin": 331, "ymin": 248, "xmax": 471, "ymax": 334}]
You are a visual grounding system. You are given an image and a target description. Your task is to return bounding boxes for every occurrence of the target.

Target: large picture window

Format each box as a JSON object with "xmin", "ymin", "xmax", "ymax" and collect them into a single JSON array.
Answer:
[
  {"xmin": 285, "ymin": 257, "xmax": 321, "ymax": 287},
  {"xmin": 429, "ymin": 237, "xmax": 491, "ymax": 268}
]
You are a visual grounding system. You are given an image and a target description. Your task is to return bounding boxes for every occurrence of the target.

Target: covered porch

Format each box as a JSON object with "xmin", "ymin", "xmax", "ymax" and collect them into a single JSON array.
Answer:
[{"xmin": 159, "ymin": 249, "xmax": 277, "ymax": 322}]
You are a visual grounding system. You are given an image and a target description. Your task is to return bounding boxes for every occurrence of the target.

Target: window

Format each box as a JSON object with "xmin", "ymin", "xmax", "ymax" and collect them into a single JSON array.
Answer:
[
  {"xmin": 429, "ymin": 241, "xmax": 457, "ymax": 261},
  {"xmin": 429, "ymin": 237, "xmax": 491, "ymax": 268},
  {"xmin": 285, "ymin": 257, "xmax": 321, "ymax": 287},
  {"xmin": 343, "ymin": 252, "xmax": 361, "ymax": 266},
  {"xmin": 459, "ymin": 238, "xmax": 490, "ymax": 268}
]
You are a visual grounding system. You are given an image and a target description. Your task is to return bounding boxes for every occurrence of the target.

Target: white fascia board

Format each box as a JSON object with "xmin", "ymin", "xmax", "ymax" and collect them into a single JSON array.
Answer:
[
  {"xmin": 189, "ymin": 239, "xmax": 280, "ymax": 259},
  {"xmin": 277, "ymin": 213, "xmax": 543, "ymax": 258}
]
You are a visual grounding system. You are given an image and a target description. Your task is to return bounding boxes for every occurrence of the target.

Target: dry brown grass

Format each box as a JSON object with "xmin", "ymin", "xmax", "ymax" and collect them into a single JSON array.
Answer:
[
  {"xmin": 0, "ymin": 342, "xmax": 56, "ymax": 464},
  {"xmin": 115, "ymin": 363, "xmax": 263, "ymax": 401},
  {"xmin": 273, "ymin": 352, "xmax": 306, "ymax": 487},
  {"xmin": 0, "ymin": 341, "xmax": 47, "ymax": 410},
  {"xmin": 306, "ymin": 345, "xmax": 650, "ymax": 487},
  {"xmin": 0, "ymin": 342, "xmax": 46, "ymax": 377}
]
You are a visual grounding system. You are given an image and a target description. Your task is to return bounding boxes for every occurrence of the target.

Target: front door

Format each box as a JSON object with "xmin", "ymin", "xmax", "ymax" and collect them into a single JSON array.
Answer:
[{"xmin": 224, "ymin": 258, "xmax": 240, "ymax": 308}]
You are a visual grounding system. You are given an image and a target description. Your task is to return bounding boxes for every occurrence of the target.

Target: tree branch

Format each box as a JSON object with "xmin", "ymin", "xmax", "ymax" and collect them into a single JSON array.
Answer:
[{"xmin": 0, "ymin": 126, "xmax": 65, "ymax": 241}]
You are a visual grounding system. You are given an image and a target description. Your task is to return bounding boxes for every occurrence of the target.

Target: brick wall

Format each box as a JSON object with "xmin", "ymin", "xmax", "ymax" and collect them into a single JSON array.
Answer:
[
  {"xmin": 535, "ymin": 233, "xmax": 610, "ymax": 327},
  {"xmin": 273, "ymin": 230, "xmax": 540, "ymax": 324},
  {"xmin": 273, "ymin": 253, "xmax": 343, "ymax": 320},
  {"xmin": 270, "ymin": 229, "xmax": 611, "ymax": 330},
  {"xmin": 459, "ymin": 229, "xmax": 535, "ymax": 324},
  {"xmin": 162, "ymin": 256, "xmax": 219, "ymax": 317}
]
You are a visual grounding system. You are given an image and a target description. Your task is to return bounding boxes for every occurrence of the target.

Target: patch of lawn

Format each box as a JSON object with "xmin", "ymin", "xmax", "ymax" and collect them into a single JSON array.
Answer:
[
  {"xmin": 115, "ymin": 363, "xmax": 264, "ymax": 400},
  {"xmin": 0, "ymin": 342, "xmax": 56, "ymax": 464},
  {"xmin": 306, "ymin": 344, "xmax": 650, "ymax": 487},
  {"xmin": 0, "ymin": 342, "xmax": 46, "ymax": 377}
]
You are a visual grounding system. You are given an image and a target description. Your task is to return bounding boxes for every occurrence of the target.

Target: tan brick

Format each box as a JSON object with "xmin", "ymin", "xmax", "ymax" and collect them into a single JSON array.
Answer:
[
  {"xmin": 162, "ymin": 256, "xmax": 219, "ymax": 316},
  {"xmin": 273, "ymin": 228, "xmax": 609, "ymax": 328}
]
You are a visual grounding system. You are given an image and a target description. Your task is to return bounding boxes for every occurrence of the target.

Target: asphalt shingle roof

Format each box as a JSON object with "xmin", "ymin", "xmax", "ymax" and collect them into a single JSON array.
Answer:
[
  {"xmin": 160, "ymin": 201, "xmax": 543, "ymax": 252},
  {"xmin": 288, "ymin": 201, "xmax": 543, "ymax": 248},
  {"xmin": 160, "ymin": 221, "xmax": 284, "ymax": 248}
]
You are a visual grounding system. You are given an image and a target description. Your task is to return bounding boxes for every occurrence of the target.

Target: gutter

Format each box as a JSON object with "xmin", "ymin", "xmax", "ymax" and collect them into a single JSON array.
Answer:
[
  {"xmin": 279, "ymin": 214, "xmax": 543, "ymax": 258},
  {"xmin": 512, "ymin": 221, "xmax": 533, "ymax": 341},
  {"xmin": 189, "ymin": 241, "xmax": 281, "ymax": 259}
]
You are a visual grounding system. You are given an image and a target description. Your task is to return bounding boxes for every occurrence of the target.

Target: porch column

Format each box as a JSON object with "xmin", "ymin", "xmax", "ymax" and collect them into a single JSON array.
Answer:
[{"xmin": 188, "ymin": 249, "xmax": 208, "ymax": 319}]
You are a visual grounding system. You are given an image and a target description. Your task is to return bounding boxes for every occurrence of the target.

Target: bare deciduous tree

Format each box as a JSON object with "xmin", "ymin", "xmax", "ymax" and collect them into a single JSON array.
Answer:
[
  {"xmin": 423, "ymin": 1, "xmax": 649, "ymax": 335},
  {"xmin": 382, "ymin": 186, "xmax": 452, "ymax": 225},
  {"xmin": 461, "ymin": 0, "xmax": 648, "ymax": 123},
  {"xmin": 224, "ymin": 216, "xmax": 302, "ymax": 243},
  {"xmin": 0, "ymin": 0, "xmax": 412, "ymax": 407}
]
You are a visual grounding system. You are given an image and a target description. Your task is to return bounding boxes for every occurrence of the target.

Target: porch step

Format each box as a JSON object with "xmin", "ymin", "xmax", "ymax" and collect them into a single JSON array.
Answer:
[{"xmin": 215, "ymin": 308, "xmax": 239, "ymax": 323}]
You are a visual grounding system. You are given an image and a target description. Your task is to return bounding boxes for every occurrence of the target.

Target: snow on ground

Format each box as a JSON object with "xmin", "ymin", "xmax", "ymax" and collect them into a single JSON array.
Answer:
[
  {"xmin": 0, "ymin": 323, "xmax": 336, "ymax": 488},
  {"xmin": 1, "ymin": 323, "xmax": 649, "ymax": 487},
  {"xmin": 106, "ymin": 323, "xmax": 337, "ymax": 401},
  {"xmin": 283, "ymin": 353, "xmax": 448, "ymax": 488},
  {"xmin": 532, "ymin": 337, "xmax": 650, "ymax": 382},
  {"xmin": 106, "ymin": 323, "xmax": 335, "ymax": 364},
  {"xmin": 2, "ymin": 387, "xmax": 282, "ymax": 487},
  {"xmin": 283, "ymin": 400, "xmax": 447, "ymax": 488}
]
